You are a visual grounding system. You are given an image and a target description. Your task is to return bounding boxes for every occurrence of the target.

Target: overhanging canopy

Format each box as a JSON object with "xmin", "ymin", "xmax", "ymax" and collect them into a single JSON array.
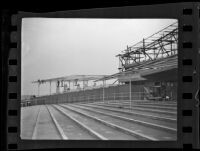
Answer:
[
  {"xmin": 32, "ymin": 75, "xmax": 109, "ymax": 84},
  {"xmin": 95, "ymin": 54, "xmax": 177, "ymax": 82}
]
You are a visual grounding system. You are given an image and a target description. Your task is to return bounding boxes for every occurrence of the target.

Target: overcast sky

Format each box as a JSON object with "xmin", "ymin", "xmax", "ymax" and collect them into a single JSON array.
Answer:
[{"xmin": 21, "ymin": 18, "xmax": 176, "ymax": 96}]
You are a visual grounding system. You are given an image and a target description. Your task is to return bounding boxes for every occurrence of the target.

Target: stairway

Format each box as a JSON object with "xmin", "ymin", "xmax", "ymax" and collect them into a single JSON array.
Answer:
[{"xmin": 143, "ymin": 86, "xmax": 161, "ymax": 101}]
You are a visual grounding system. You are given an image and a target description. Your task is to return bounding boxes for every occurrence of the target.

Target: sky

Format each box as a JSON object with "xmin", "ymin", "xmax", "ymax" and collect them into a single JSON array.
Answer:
[{"xmin": 21, "ymin": 18, "xmax": 177, "ymax": 96}]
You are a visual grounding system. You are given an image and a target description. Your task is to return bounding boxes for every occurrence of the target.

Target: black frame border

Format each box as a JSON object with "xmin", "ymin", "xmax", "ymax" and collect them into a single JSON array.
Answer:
[{"xmin": 6, "ymin": 2, "xmax": 200, "ymax": 149}]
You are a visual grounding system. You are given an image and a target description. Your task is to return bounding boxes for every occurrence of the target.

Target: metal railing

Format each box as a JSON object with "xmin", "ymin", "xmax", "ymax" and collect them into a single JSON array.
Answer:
[
  {"xmin": 61, "ymin": 91, "xmax": 146, "ymax": 105},
  {"xmin": 27, "ymin": 90, "xmax": 176, "ymax": 108}
]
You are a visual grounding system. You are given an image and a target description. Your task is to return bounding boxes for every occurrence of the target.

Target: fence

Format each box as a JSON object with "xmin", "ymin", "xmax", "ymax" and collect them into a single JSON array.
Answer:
[
  {"xmin": 22, "ymin": 82, "xmax": 177, "ymax": 107},
  {"xmin": 27, "ymin": 91, "xmax": 148, "ymax": 106},
  {"xmin": 22, "ymin": 89, "xmax": 177, "ymax": 108}
]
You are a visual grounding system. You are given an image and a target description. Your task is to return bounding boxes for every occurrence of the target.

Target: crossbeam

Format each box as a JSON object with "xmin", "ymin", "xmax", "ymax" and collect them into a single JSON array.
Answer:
[{"xmin": 117, "ymin": 22, "xmax": 178, "ymax": 71}]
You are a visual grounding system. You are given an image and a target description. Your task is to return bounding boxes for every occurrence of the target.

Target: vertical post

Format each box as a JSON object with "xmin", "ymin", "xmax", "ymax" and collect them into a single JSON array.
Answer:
[
  {"xmin": 127, "ymin": 45, "xmax": 129, "ymax": 64},
  {"xmin": 35, "ymin": 97, "xmax": 37, "ymax": 105},
  {"xmin": 143, "ymin": 38, "xmax": 146, "ymax": 61},
  {"xmin": 49, "ymin": 81, "xmax": 51, "ymax": 95},
  {"xmin": 139, "ymin": 91, "xmax": 140, "ymax": 100},
  {"xmin": 38, "ymin": 83, "xmax": 40, "ymax": 96},
  {"xmin": 117, "ymin": 82, "xmax": 119, "ymax": 104},
  {"xmin": 118, "ymin": 56, "xmax": 121, "ymax": 72},
  {"xmin": 103, "ymin": 80, "xmax": 105, "ymax": 103},
  {"xmin": 139, "ymin": 51, "xmax": 140, "ymax": 62},
  {"xmin": 129, "ymin": 79, "xmax": 132, "ymax": 109},
  {"xmin": 56, "ymin": 81, "xmax": 60, "ymax": 94},
  {"xmin": 113, "ymin": 92, "xmax": 115, "ymax": 102},
  {"xmin": 83, "ymin": 82, "xmax": 85, "ymax": 103},
  {"xmin": 154, "ymin": 44, "xmax": 156, "ymax": 60}
]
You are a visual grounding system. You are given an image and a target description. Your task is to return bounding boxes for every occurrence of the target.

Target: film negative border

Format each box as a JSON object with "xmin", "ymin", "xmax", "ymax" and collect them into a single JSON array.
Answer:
[
  {"xmin": 180, "ymin": 4, "xmax": 200, "ymax": 149},
  {"xmin": 7, "ymin": 12, "xmax": 19, "ymax": 150},
  {"xmin": 6, "ymin": 2, "xmax": 200, "ymax": 150}
]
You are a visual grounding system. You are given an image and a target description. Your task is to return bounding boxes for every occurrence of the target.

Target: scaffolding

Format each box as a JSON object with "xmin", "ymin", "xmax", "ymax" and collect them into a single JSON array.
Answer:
[{"xmin": 117, "ymin": 22, "xmax": 178, "ymax": 72}]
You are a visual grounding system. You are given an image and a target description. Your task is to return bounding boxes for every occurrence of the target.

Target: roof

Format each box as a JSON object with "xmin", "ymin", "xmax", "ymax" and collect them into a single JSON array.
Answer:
[
  {"xmin": 32, "ymin": 75, "xmax": 109, "ymax": 84},
  {"xmin": 95, "ymin": 54, "xmax": 177, "ymax": 82}
]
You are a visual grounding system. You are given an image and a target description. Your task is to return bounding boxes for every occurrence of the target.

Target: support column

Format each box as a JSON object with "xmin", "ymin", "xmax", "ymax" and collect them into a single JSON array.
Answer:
[
  {"xmin": 143, "ymin": 39, "xmax": 146, "ymax": 61},
  {"xmin": 38, "ymin": 83, "xmax": 40, "ymax": 96},
  {"xmin": 49, "ymin": 81, "xmax": 51, "ymax": 95},
  {"xmin": 103, "ymin": 80, "xmax": 105, "ymax": 103},
  {"xmin": 82, "ymin": 81, "xmax": 84, "ymax": 90},
  {"xmin": 56, "ymin": 81, "xmax": 60, "ymax": 94},
  {"xmin": 129, "ymin": 79, "xmax": 132, "ymax": 109}
]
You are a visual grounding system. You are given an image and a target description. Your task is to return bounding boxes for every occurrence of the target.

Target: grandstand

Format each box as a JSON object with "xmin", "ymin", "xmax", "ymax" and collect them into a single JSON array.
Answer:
[
  {"xmin": 21, "ymin": 21, "xmax": 178, "ymax": 106},
  {"xmin": 21, "ymin": 21, "xmax": 178, "ymax": 140}
]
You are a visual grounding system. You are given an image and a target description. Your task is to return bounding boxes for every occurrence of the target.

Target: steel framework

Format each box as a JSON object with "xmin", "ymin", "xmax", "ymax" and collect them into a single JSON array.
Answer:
[
  {"xmin": 32, "ymin": 75, "xmax": 108, "ymax": 96},
  {"xmin": 116, "ymin": 22, "xmax": 178, "ymax": 72}
]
